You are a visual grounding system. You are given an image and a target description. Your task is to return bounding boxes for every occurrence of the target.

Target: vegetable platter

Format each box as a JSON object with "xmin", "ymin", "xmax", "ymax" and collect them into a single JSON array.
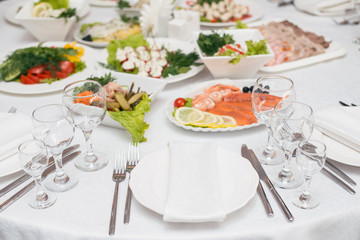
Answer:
[{"xmin": 0, "ymin": 41, "xmax": 96, "ymax": 95}]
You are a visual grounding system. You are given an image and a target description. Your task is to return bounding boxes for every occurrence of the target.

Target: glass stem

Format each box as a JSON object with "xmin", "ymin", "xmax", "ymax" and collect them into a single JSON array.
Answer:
[
  {"xmin": 83, "ymin": 130, "xmax": 97, "ymax": 162},
  {"xmin": 302, "ymin": 175, "xmax": 312, "ymax": 196},
  {"xmin": 264, "ymin": 125, "xmax": 275, "ymax": 154},
  {"xmin": 34, "ymin": 175, "xmax": 46, "ymax": 202},
  {"xmin": 53, "ymin": 152, "xmax": 68, "ymax": 184},
  {"xmin": 282, "ymin": 147, "xmax": 293, "ymax": 173}
]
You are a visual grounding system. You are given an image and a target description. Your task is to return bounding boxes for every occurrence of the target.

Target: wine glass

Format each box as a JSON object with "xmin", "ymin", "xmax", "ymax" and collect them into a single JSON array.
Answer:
[
  {"xmin": 32, "ymin": 104, "xmax": 78, "ymax": 192},
  {"xmin": 62, "ymin": 80, "xmax": 108, "ymax": 172},
  {"xmin": 292, "ymin": 140, "xmax": 326, "ymax": 209},
  {"xmin": 270, "ymin": 101, "xmax": 314, "ymax": 189},
  {"xmin": 18, "ymin": 139, "xmax": 56, "ymax": 209},
  {"xmin": 251, "ymin": 75, "xmax": 296, "ymax": 165}
]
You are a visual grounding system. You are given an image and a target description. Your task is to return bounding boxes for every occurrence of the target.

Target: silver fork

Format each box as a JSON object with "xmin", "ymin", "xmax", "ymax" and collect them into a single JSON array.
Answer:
[
  {"xmin": 109, "ymin": 151, "xmax": 126, "ymax": 236},
  {"xmin": 8, "ymin": 106, "xmax": 17, "ymax": 113},
  {"xmin": 123, "ymin": 142, "xmax": 140, "ymax": 224}
]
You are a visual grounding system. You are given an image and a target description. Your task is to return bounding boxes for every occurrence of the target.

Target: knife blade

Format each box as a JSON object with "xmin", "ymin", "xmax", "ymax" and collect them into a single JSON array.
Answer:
[
  {"xmin": 241, "ymin": 145, "xmax": 274, "ymax": 217},
  {"xmin": 325, "ymin": 158, "xmax": 356, "ymax": 186},
  {"xmin": 243, "ymin": 145, "xmax": 294, "ymax": 222},
  {"xmin": 0, "ymin": 144, "xmax": 80, "ymax": 198},
  {"xmin": 321, "ymin": 168, "xmax": 356, "ymax": 195},
  {"xmin": 0, "ymin": 150, "xmax": 81, "ymax": 212}
]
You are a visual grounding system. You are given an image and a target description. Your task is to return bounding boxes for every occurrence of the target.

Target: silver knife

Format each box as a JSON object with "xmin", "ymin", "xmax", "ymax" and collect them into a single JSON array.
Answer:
[
  {"xmin": 325, "ymin": 158, "xmax": 357, "ymax": 186},
  {"xmin": 0, "ymin": 150, "xmax": 81, "ymax": 212},
  {"xmin": 0, "ymin": 144, "xmax": 80, "ymax": 198},
  {"xmin": 321, "ymin": 168, "xmax": 356, "ymax": 195},
  {"xmin": 243, "ymin": 145, "xmax": 294, "ymax": 222},
  {"xmin": 241, "ymin": 145, "xmax": 274, "ymax": 217}
]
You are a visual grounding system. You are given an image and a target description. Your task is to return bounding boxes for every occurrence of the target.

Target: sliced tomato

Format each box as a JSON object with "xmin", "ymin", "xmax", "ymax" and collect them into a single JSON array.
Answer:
[
  {"xmin": 20, "ymin": 75, "xmax": 35, "ymax": 84},
  {"xmin": 36, "ymin": 73, "xmax": 51, "ymax": 79},
  {"xmin": 60, "ymin": 61, "xmax": 75, "ymax": 74},
  {"xmin": 44, "ymin": 70, "xmax": 56, "ymax": 78},
  {"xmin": 27, "ymin": 73, "xmax": 40, "ymax": 83},
  {"xmin": 55, "ymin": 71, "xmax": 68, "ymax": 79},
  {"xmin": 27, "ymin": 65, "xmax": 46, "ymax": 75}
]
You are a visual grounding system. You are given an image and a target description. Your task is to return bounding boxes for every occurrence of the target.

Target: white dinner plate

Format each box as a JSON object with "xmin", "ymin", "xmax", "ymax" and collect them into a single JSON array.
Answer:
[
  {"xmin": 179, "ymin": 0, "xmax": 264, "ymax": 27},
  {"xmin": 89, "ymin": 0, "xmax": 118, "ymax": 7},
  {"xmin": 166, "ymin": 78, "xmax": 262, "ymax": 132},
  {"xmin": 0, "ymin": 41, "xmax": 96, "ymax": 95},
  {"xmin": 97, "ymin": 37, "xmax": 205, "ymax": 83},
  {"xmin": 130, "ymin": 146, "xmax": 259, "ymax": 216},
  {"xmin": 247, "ymin": 19, "xmax": 347, "ymax": 73},
  {"xmin": 99, "ymin": 71, "xmax": 167, "ymax": 128},
  {"xmin": 4, "ymin": 1, "xmax": 90, "ymax": 26},
  {"xmin": 313, "ymin": 129, "xmax": 360, "ymax": 167},
  {"xmin": 0, "ymin": 154, "xmax": 23, "ymax": 178},
  {"xmin": 74, "ymin": 26, "xmax": 110, "ymax": 48}
]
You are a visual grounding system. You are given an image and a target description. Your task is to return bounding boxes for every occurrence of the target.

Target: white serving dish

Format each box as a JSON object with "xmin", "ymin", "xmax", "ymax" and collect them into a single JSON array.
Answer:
[
  {"xmin": 15, "ymin": 0, "xmax": 86, "ymax": 41},
  {"xmin": 194, "ymin": 29, "xmax": 274, "ymax": 79}
]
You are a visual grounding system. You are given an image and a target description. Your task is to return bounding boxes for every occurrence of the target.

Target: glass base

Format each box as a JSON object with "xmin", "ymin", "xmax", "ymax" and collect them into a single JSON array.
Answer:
[
  {"xmin": 292, "ymin": 191, "xmax": 319, "ymax": 209},
  {"xmin": 75, "ymin": 151, "xmax": 108, "ymax": 172},
  {"xmin": 257, "ymin": 146, "xmax": 284, "ymax": 165},
  {"xmin": 29, "ymin": 191, "xmax": 56, "ymax": 209},
  {"xmin": 271, "ymin": 166, "xmax": 304, "ymax": 189},
  {"xmin": 45, "ymin": 170, "xmax": 79, "ymax": 192}
]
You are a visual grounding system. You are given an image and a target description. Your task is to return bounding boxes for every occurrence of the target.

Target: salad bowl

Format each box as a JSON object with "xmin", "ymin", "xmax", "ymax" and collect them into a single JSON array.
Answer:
[{"xmin": 194, "ymin": 29, "xmax": 274, "ymax": 79}]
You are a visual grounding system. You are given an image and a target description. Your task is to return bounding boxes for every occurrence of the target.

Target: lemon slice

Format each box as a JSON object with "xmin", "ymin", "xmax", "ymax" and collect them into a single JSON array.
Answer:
[
  {"xmin": 220, "ymin": 116, "xmax": 237, "ymax": 126},
  {"xmin": 32, "ymin": 2, "xmax": 53, "ymax": 17},
  {"xmin": 192, "ymin": 112, "xmax": 218, "ymax": 126},
  {"xmin": 174, "ymin": 107, "xmax": 204, "ymax": 125}
]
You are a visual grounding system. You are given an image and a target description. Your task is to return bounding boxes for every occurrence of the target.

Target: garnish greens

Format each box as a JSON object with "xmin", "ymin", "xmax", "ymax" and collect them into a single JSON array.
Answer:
[
  {"xmin": 73, "ymin": 73, "xmax": 116, "ymax": 94},
  {"xmin": 80, "ymin": 22, "xmax": 102, "ymax": 34},
  {"xmin": 109, "ymin": 94, "xmax": 151, "ymax": 143},
  {"xmin": 245, "ymin": 40, "xmax": 269, "ymax": 56},
  {"xmin": 56, "ymin": 8, "xmax": 79, "ymax": 21},
  {"xmin": 36, "ymin": 0, "xmax": 69, "ymax": 9},
  {"xmin": 197, "ymin": 0, "xmax": 221, "ymax": 5},
  {"xmin": 120, "ymin": 14, "xmax": 139, "ymax": 24},
  {"xmin": 118, "ymin": 0, "xmax": 130, "ymax": 9},
  {"xmin": 86, "ymin": 72, "xmax": 116, "ymax": 86},
  {"xmin": 0, "ymin": 44, "xmax": 77, "ymax": 81},
  {"xmin": 235, "ymin": 20, "xmax": 248, "ymax": 29},
  {"xmin": 162, "ymin": 50, "xmax": 201, "ymax": 78},
  {"xmin": 197, "ymin": 32, "xmax": 235, "ymax": 56}
]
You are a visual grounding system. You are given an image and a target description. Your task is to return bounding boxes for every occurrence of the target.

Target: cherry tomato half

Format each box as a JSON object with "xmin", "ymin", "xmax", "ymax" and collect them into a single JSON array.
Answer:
[{"xmin": 174, "ymin": 98, "xmax": 186, "ymax": 108}]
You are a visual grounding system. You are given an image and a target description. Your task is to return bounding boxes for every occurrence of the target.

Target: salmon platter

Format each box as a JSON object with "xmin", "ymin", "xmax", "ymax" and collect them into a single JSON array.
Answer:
[{"xmin": 166, "ymin": 79, "xmax": 262, "ymax": 132}]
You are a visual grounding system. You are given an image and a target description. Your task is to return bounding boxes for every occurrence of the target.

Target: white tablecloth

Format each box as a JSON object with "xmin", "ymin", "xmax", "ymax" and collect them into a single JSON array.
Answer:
[{"xmin": 0, "ymin": 0, "xmax": 360, "ymax": 239}]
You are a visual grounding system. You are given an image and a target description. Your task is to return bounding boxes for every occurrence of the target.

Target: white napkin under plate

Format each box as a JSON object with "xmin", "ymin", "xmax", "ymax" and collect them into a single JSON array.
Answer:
[
  {"xmin": 294, "ymin": 0, "xmax": 353, "ymax": 16},
  {"xmin": 0, "ymin": 112, "xmax": 32, "ymax": 161},
  {"xmin": 315, "ymin": 106, "xmax": 360, "ymax": 153},
  {"xmin": 163, "ymin": 141, "xmax": 225, "ymax": 223}
]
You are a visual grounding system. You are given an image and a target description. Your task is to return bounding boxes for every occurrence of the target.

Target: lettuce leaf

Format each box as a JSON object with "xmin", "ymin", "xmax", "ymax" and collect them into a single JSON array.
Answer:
[
  {"xmin": 108, "ymin": 94, "xmax": 151, "ymax": 143},
  {"xmin": 38, "ymin": 0, "xmax": 69, "ymax": 9},
  {"xmin": 106, "ymin": 34, "xmax": 149, "ymax": 73},
  {"xmin": 245, "ymin": 39, "xmax": 269, "ymax": 56}
]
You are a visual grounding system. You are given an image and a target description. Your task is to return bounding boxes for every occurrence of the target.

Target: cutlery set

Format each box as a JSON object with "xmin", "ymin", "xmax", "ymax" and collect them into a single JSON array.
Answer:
[
  {"xmin": 109, "ymin": 142, "xmax": 139, "ymax": 235},
  {"xmin": 242, "ymin": 143, "xmax": 357, "ymax": 222}
]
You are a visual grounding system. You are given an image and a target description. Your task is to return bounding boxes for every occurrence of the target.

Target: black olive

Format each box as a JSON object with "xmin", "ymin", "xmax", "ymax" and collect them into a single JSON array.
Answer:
[
  {"xmin": 82, "ymin": 34, "xmax": 93, "ymax": 42},
  {"xmin": 259, "ymin": 83, "xmax": 263, "ymax": 87},
  {"xmin": 242, "ymin": 86, "xmax": 249, "ymax": 93},
  {"xmin": 264, "ymin": 85, "xmax": 270, "ymax": 90},
  {"xmin": 254, "ymin": 89, "xmax": 262, "ymax": 93},
  {"xmin": 263, "ymin": 91, "xmax": 269, "ymax": 94},
  {"xmin": 249, "ymin": 86, "xmax": 254, "ymax": 92}
]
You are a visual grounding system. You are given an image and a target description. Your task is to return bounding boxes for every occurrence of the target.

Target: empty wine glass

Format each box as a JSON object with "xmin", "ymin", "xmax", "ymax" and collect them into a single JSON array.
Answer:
[
  {"xmin": 63, "ymin": 80, "xmax": 108, "ymax": 172},
  {"xmin": 271, "ymin": 101, "xmax": 314, "ymax": 189},
  {"xmin": 32, "ymin": 104, "xmax": 78, "ymax": 192},
  {"xmin": 18, "ymin": 139, "xmax": 56, "ymax": 209},
  {"xmin": 251, "ymin": 75, "xmax": 296, "ymax": 165},
  {"xmin": 292, "ymin": 140, "xmax": 326, "ymax": 209}
]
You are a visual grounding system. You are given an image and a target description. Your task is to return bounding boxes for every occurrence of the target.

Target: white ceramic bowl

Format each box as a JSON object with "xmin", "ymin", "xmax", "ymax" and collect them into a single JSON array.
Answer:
[
  {"xmin": 15, "ymin": 0, "xmax": 86, "ymax": 41},
  {"xmin": 194, "ymin": 29, "xmax": 274, "ymax": 79}
]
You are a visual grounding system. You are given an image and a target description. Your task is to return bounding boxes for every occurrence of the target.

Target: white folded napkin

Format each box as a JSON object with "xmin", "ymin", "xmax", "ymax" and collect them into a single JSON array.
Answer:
[
  {"xmin": 294, "ymin": 0, "xmax": 353, "ymax": 16},
  {"xmin": 0, "ymin": 112, "xmax": 33, "ymax": 161},
  {"xmin": 163, "ymin": 141, "xmax": 225, "ymax": 223},
  {"xmin": 315, "ymin": 106, "xmax": 360, "ymax": 153}
]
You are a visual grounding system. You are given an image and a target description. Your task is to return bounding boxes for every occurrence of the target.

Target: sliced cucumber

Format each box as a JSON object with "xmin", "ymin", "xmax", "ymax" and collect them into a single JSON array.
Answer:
[{"xmin": 0, "ymin": 59, "xmax": 21, "ymax": 81}]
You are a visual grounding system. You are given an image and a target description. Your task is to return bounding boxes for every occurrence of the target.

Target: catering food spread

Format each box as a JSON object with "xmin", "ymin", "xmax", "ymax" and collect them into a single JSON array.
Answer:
[{"xmin": 252, "ymin": 20, "xmax": 331, "ymax": 66}]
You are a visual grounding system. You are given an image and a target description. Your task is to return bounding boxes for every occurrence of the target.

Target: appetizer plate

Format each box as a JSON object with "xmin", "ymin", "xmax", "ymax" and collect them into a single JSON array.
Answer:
[
  {"xmin": 97, "ymin": 37, "xmax": 205, "ymax": 83},
  {"xmin": 166, "ymin": 78, "xmax": 262, "ymax": 132},
  {"xmin": 180, "ymin": 0, "xmax": 264, "ymax": 27},
  {"xmin": 89, "ymin": 0, "xmax": 118, "ymax": 7},
  {"xmin": 0, "ymin": 154, "xmax": 23, "ymax": 178},
  {"xmin": 74, "ymin": 26, "xmax": 110, "ymax": 48},
  {"xmin": 248, "ymin": 19, "xmax": 347, "ymax": 73},
  {"xmin": 130, "ymin": 146, "xmax": 259, "ymax": 216},
  {"xmin": 0, "ymin": 42, "xmax": 96, "ymax": 95},
  {"xmin": 5, "ymin": 1, "xmax": 90, "ymax": 26},
  {"xmin": 99, "ymin": 71, "xmax": 167, "ymax": 128},
  {"xmin": 313, "ymin": 129, "xmax": 360, "ymax": 167}
]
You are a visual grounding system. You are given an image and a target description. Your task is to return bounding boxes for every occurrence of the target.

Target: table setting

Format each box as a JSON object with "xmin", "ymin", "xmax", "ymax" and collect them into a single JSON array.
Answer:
[{"xmin": 0, "ymin": 0, "xmax": 360, "ymax": 239}]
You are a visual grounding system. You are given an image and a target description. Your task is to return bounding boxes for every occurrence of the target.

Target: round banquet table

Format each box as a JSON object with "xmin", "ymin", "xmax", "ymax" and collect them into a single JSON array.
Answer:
[{"xmin": 1, "ymin": 0, "xmax": 360, "ymax": 239}]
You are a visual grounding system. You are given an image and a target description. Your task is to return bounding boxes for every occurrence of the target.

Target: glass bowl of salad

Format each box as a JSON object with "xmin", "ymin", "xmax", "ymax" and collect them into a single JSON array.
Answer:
[{"xmin": 194, "ymin": 29, "xmax": 274, "ymax": 78}]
